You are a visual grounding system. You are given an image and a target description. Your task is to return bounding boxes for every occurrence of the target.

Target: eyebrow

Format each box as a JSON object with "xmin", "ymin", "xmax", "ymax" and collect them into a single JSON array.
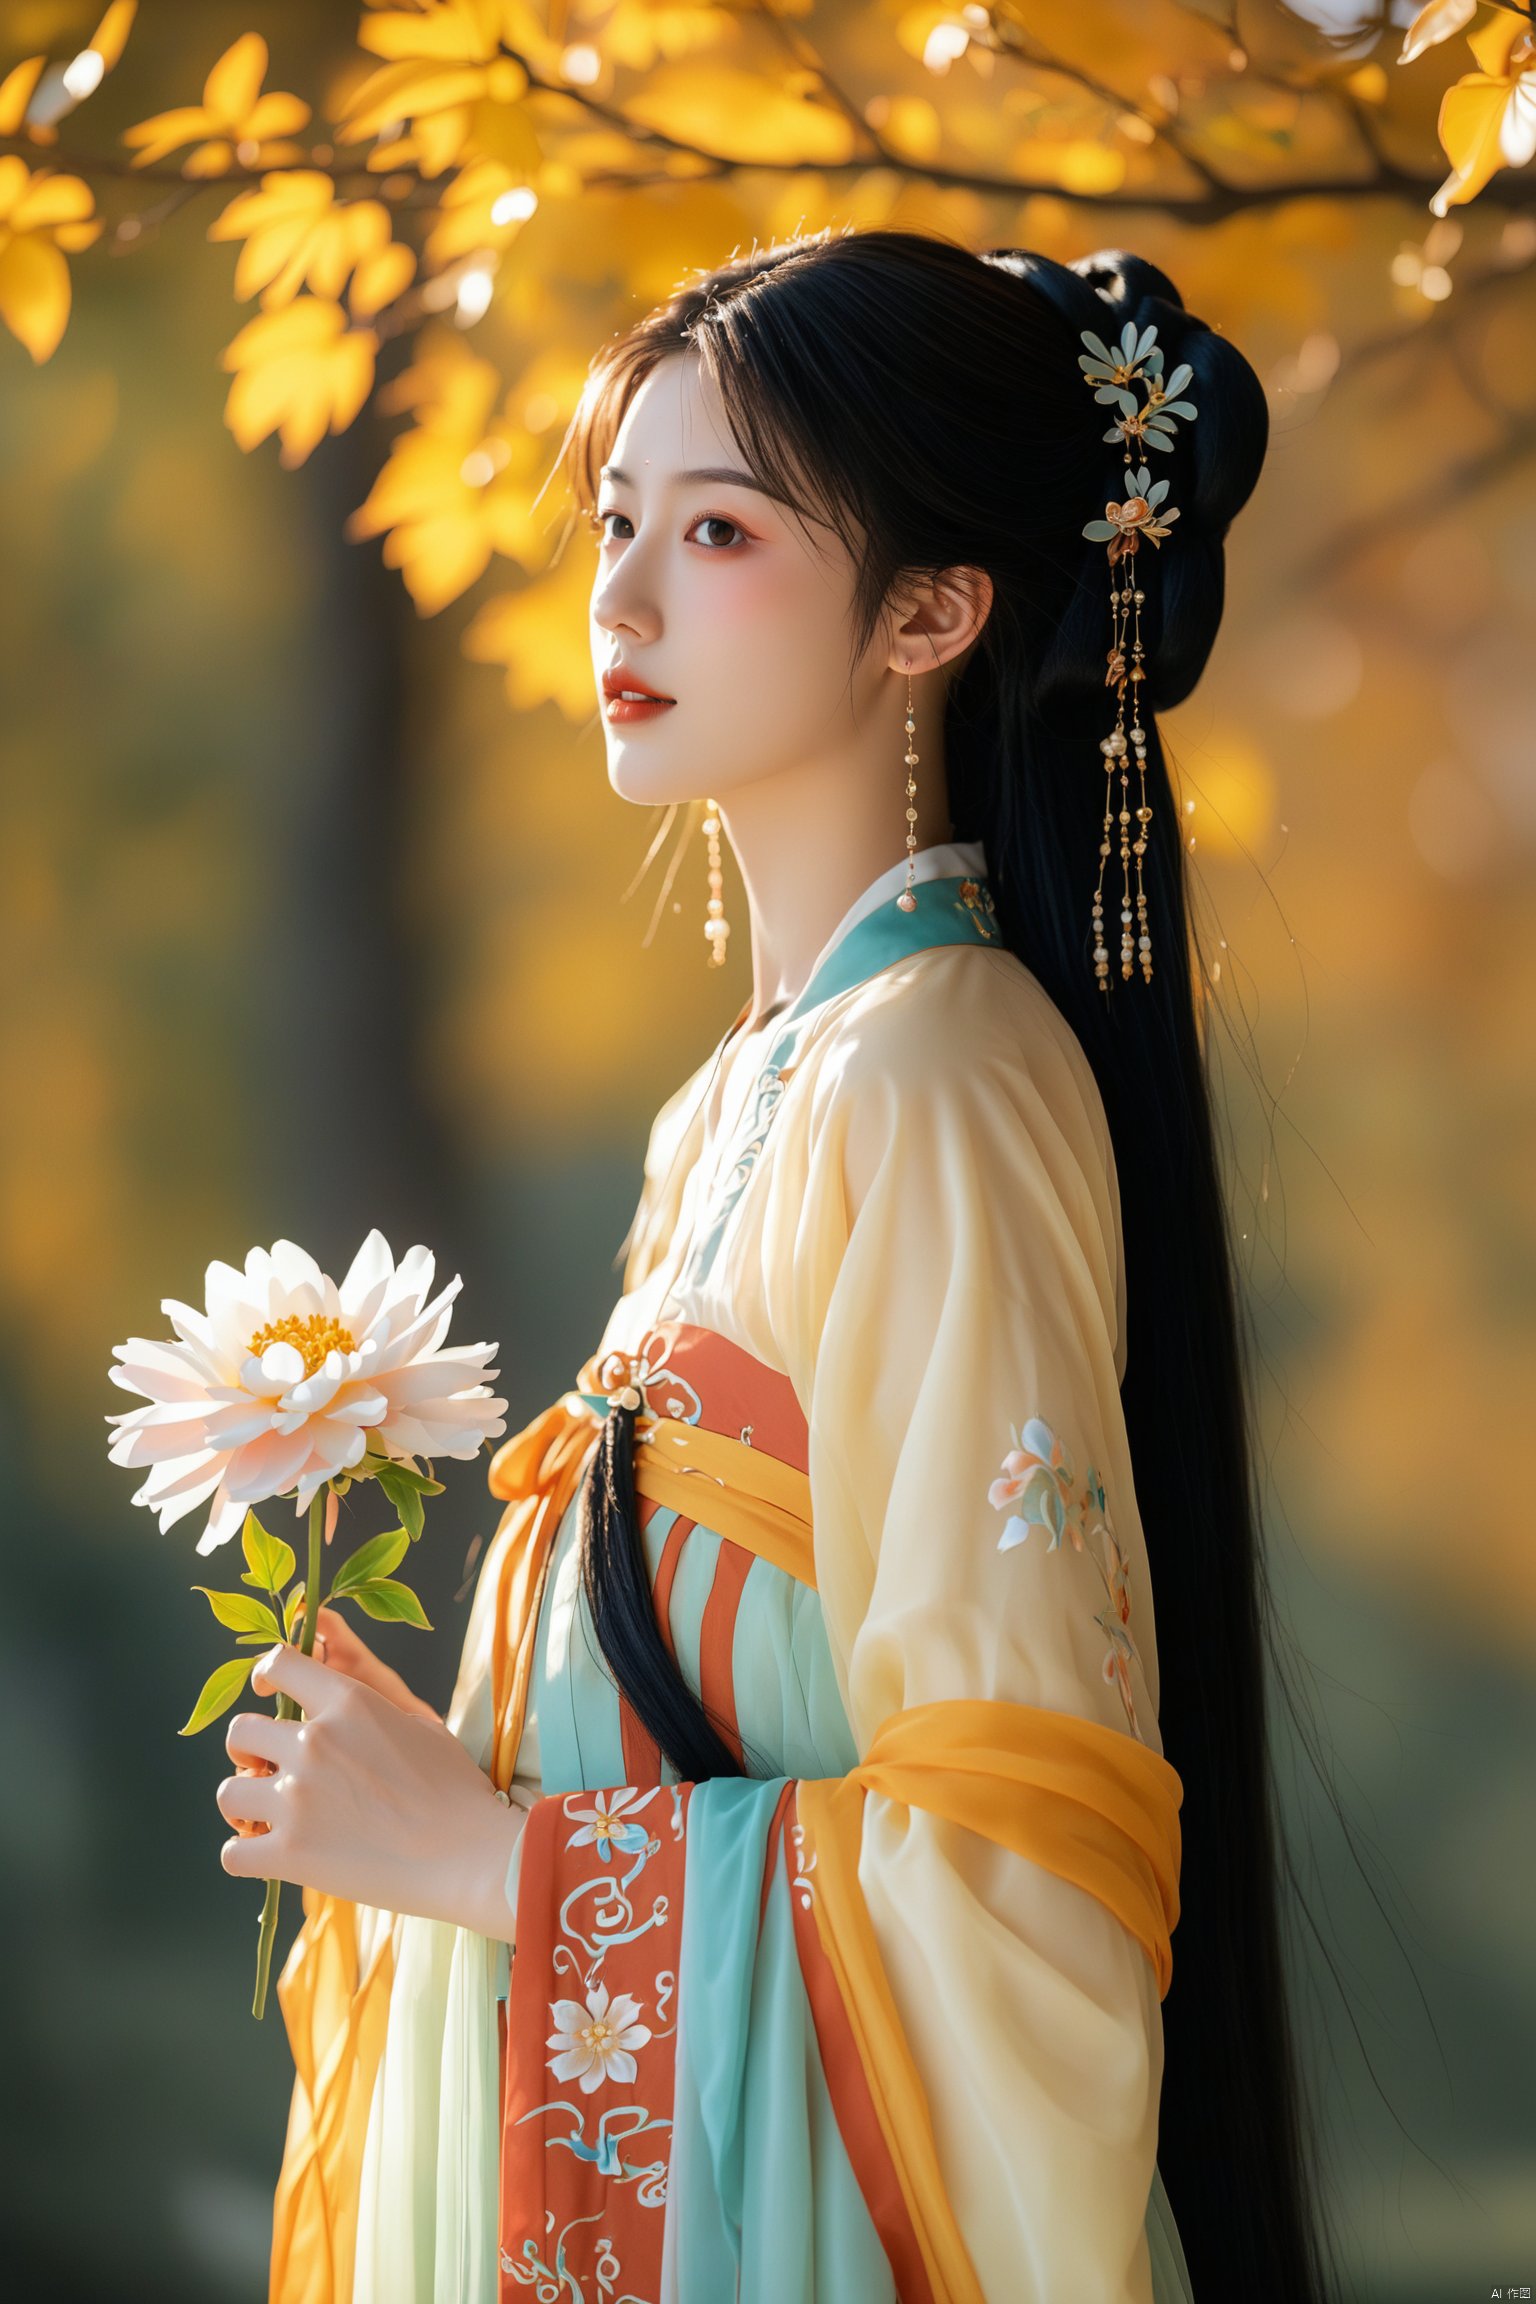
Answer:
[{"xmin": 600, "ymin": 462, "xmax": 771, "ymax": 494}]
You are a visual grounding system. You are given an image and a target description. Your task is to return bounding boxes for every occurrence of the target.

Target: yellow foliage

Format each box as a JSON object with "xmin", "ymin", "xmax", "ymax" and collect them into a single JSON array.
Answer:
[
  {"xmin": 423, "ymin": 157, "xmax": 537, "ymax": 266},
  {"xmin": 89, "ymin": 3, "xmax": 139, "ymax": 73},
  {"xmin": 1431, "ymin": 14, "xmax": 1536, "ymax": 214},
  {"xmin": 0, "ymin": 56, "xmax": 46, "ymax": 137},
  {"xmin": 580, "ymin": 0, "xmax": 738, "ymax": 72},
  {"xmin": 220, "ymin": 296, "xmax": 377, "ymax": 466},
  {"xmin": 0, "ymin": 158, "xmax": 102, "ymax": 362},
  {"xmin": 122, "ymin": 31, "xmax": 310, "ymax": 177},
  {"xmin": 625, "ymin": 63, "xmax": 859, "ymax": 165},
  {"xmin": 336, "ymin": 2, "xmax": 541, "ymax": 178},
  {"xmin": 346, "ymin": 327, "xmax": 569, "ymax": 610},
  {"xmin": 462, "ymin": 536, "xmax": 598, "ymax": 719},
  {"xmin": 208, "ymin": 171, "xmax": 416, "ymax": 317}
]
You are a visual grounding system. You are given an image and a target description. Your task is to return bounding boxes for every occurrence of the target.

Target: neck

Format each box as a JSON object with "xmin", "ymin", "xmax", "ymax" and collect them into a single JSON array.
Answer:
[{"xmin": 713, "ymin": 723, "xmax": 955, "ymax": 1024}]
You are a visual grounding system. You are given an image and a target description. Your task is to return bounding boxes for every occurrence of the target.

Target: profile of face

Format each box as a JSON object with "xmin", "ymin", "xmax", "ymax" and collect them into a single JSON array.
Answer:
[{"xmin": 588, "ymin": 352, "xmax": 987, "ymax": 814}]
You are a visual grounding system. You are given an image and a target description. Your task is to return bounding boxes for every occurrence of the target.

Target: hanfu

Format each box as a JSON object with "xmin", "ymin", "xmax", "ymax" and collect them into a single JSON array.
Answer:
[{"xmin": 268, "ymin": 839, "xmax": 1196, "ymax": 2304}]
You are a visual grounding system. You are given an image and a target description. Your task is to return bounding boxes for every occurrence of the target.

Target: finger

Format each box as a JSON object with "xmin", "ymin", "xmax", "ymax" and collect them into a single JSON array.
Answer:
[
  {"xmin": 225, "ymin": 1711, "xmax": 299, "ymax": 1768},
  {"xmin": 250, "ymin": 1641, "xmax": 342, "ymax": 1711},
  {"xmin": 216, "ymin": 1769, "xmax": 277, "ymax": 1829},
  {"xmin": 314, "ymin": 1608, "xmax": 440, "ymax": 1721},
  {"xmin": 221, "ymin": 1829, "xmax": 279, "ymax": 1877}
]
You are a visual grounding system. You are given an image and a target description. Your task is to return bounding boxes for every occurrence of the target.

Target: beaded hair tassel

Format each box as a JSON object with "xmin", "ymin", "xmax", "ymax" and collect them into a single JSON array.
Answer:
[{"xmin": 1077, "ymin": 322, "xmax": 1199, "ymax": 991}]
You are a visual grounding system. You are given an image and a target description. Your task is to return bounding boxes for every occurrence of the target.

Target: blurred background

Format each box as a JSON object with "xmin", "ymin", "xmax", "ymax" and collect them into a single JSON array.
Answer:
[{"xmin": 1, "ymin": 0, "xmax": 1532, "ymax": 2297}]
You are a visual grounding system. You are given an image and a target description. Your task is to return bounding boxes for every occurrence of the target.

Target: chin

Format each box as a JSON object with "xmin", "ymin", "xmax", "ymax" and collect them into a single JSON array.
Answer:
[{"xmin": 604, "ymin": 740, "xmax": 708, "ymax": 810}]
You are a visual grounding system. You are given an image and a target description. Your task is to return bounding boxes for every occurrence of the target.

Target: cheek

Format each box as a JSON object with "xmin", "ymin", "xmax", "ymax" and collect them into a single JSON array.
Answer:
[{"xmin": 682, "ymin": 553, "xmax": 848, "ymax": 683}]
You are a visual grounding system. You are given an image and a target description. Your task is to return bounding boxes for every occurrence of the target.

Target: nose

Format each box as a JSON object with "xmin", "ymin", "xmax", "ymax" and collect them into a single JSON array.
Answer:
[{"xmin": 591, "ymin": 540, "xmax": 661, "ymax": 647}]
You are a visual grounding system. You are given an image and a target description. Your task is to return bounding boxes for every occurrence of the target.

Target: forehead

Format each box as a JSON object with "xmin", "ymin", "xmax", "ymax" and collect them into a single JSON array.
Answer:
[{"xmin": 608, "ymin": 352, "xmax": 737, "ymax": 475}]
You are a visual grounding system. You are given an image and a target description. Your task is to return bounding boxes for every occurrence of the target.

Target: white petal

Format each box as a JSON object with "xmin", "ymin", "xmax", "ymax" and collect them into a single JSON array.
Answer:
[
  {"xmin": 202, "ymin": 1401, "xmax": 282, "ymax": 1448},
  {"xmin": 338, "ymin": 1230, "xmax": 396, "ymax": 1330},
  {"xmin": 223, "ymin": 1426, "xmax": 316, "ymax": 1503},
  {"xmin": 142, "ymin": 1456, "xmax": 229, "ymax": 1530},
  {"xmin": 1500, "ymin": 80, "xmax": 1536, "ymax": 169},
  {"xmin": 284, "ymin": 1363, "xmax": 344, "ymax": 1416},
  {"xmin": 195, "ymin": 1488, "xmax": 245, "ymax": 1556},
  {"xmin": 259, "ymin": 1340, "xmax": 306, "ymax": 1387},
  {"xmin": 108, "ymin": 1337, "xmax": 209, "ymax": 1402},
  {"xmin": 605, "ymin": 2050, "xmax": 638, "ymax": 2086},
  {"xmin": 550, "ymin": 1999, "xmax": 587, "ymax": 2033},
  {"xmin": 106, "ymin": 1414, "xmax": 218, "ymax": 1467}
]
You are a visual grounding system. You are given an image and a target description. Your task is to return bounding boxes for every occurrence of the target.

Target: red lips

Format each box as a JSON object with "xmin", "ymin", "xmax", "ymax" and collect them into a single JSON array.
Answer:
[{"xmin": 601, "ymin": 665, "xmax": 672, "ymax": 701}]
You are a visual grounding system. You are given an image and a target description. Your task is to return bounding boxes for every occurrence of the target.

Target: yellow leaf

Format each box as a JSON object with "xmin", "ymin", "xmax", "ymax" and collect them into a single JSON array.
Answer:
[
  {"xmin": 349, "ymin": 239, "xmax": 416, "ymax": 317},
  {"xmin": 221, "ymin": 296, "xmax": 377, "ymax": 466},
  {"xmin": 0, "ymin": 232, "xmax": 71, "ymax": 362},
  {"xmin": 462, "ymin": 540, "xmax": 597, "ymax": 719},
  {"xmin": 359, "ymin": 2, "xmax": 508, "ymax": 64},
  {"xmin": 87, "ymin": 1, "xmax": 138, "ymax": 72},
  {"xmin": 0, "ymin": 56, "xmax": 45, "ymax": 137},
  {"xmin": 1432, "ymin": 62, "xmax": 1528, "ymax": 213},
  {"xmin": 625, "ymin": 64, "xmax": 857, "ymax": 166},
  {"xmin": 204, "ymin": 31, "xmax": 269, "ymax": 123}
]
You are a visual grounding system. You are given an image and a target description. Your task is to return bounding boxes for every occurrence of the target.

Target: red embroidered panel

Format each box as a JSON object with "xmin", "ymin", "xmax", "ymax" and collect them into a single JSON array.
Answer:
[{"xmin": 499, "ymin": 1784, "xmax": 691, "ymax": 2303}]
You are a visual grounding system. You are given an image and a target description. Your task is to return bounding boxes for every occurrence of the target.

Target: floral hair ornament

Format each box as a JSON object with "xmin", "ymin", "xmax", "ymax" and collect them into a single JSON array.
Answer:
[{"xmin": 1077, "ymin": 320, "xmax": 1199, "ymax": 991}]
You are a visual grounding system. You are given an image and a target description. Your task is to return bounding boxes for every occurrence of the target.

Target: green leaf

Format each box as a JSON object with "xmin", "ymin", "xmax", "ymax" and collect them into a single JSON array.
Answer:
[
  {"xmin": 283, "ymin": 1584, "xmax": 306, "ymax": 1640},
  {"xmin": 329, "ymin": 1526, "xmax": 410, "ymax": 1597},
  {"xmin": 371, "ymin": 1457, "xmax": 444, "ymax": 1538},
  {"xmin": 239, "ymin": 1510, "xmax": 296, "ymax": 1594},
  {"xmin": 340, "ymin": 1577, "xmax": 432, "ymax": 1629},
  {"xmin": 373, "ymin": 1465, "xmax": 425, "ymax": 1538},
  {"xmin": 178, "ymin": 1655, "xmax": 254, "ymax": 1736},
  {"xmin": 193, "ymin": 1587, "xmax": 282, "ymax": 1639}
]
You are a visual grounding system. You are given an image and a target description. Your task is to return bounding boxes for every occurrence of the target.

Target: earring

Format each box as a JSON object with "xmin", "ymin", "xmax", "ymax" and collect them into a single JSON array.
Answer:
[
  {"xmin": 896, "ymin": 666, "xmax": 918, "ymax": 912},
  {"xmin": 702, "ymin": 797, "xmax": 729, "ymax": 967}
]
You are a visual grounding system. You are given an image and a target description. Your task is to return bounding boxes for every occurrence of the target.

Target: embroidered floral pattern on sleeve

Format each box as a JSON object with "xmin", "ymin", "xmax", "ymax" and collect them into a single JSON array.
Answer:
[{"xmin": 988, "ymin": 1417, "xmax": 1145, "ymax": 1740}]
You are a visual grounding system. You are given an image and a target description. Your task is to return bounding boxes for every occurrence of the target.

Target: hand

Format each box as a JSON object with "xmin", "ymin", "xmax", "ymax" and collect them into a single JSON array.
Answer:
[
  {"xmin": 310, "ymin": 1605, "xmax": 442, "ymax": 1722},
  {"xmin": 216, "ymin": 1643, "xmax": 524, "ymax": 1941}
]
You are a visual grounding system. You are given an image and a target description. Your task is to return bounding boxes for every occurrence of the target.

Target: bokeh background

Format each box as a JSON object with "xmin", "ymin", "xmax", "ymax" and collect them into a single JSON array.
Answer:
[{"xmin": 2, "ymin": 1, "xmax": 1533, "ymax": 2297}]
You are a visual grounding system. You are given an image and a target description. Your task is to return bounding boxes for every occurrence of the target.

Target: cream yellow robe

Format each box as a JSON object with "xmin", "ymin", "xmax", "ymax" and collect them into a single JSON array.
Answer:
[{"xmin": 323, "ymin": 838, "xmax": 1190, "ymax": 2303}]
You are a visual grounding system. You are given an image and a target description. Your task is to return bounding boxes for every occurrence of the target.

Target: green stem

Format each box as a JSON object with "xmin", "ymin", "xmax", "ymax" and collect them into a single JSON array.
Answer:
[{"xmin": 251, "ymin": 1488, "xmax": 328, "ymax": 2022}]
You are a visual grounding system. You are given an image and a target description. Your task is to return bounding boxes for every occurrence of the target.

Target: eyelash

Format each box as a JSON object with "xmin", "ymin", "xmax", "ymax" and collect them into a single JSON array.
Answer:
[{"xmin": 594, "ymin": 509, "xmax": 745, "ymax": 552}]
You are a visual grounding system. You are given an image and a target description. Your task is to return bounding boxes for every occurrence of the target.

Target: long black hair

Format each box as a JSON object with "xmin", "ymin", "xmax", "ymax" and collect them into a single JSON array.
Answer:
[{"xmin": 562, "ymin": 228, "xmax": 1337, "ymax": 2301}]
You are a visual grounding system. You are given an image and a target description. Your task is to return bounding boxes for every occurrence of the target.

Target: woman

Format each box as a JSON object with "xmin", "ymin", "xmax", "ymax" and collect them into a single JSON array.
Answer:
[{"xmin": 221, "ymin": 230, "xmax": 1333, "ymax": 2303}]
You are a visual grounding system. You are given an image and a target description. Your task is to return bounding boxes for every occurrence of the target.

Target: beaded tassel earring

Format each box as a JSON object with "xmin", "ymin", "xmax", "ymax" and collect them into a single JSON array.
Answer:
[
  {"xmin": 896, "ymin": 665, "xmax": 918, "ymax": 912},
  {"xmin": 702, "ymin": 797, "xmax": 729, "ymax": 967},
  {"xmin": 1078, "ymin": 320, "xmax": 1199, "ymax": 991}
]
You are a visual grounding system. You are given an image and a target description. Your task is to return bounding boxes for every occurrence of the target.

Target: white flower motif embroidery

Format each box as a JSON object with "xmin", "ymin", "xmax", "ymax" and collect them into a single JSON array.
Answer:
[
  {"xmin": 564, "ymin": 1787, "xmax": 652, "ymax": 1860},
  {"xmin": 545, "ymin": 1982, "xmax": 653, "ymax": 2094}
]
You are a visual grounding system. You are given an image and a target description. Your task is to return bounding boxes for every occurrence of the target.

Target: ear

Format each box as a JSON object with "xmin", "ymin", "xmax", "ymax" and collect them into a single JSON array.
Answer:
[{"xmin": 887, "ymin": 565, "xmax": 994, "ymax": 675}]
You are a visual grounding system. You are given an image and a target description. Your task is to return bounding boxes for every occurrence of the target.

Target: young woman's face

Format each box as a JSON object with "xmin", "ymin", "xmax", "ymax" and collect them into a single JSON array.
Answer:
[{"xmin": 589, "ymin": 352, "xmax": 886, "ymax": 807}]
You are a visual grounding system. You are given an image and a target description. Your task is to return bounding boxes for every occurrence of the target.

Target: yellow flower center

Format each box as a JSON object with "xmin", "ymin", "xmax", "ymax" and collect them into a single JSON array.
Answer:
[
  {"xmin": 248, "ymin": 1312, "xmax": 358, "ymax": 1377},
  {"xmin": 581, "ymin": 2019, "xmax": 615, "ymax": 2050}
]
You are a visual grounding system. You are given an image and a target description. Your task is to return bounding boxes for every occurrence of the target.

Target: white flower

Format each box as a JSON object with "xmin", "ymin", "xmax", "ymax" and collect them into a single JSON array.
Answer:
[
  {"xmin": 106, "ymin": 1229, "xmax": 507, "ymax": 1553},
  {"xmin": 545, "ymin": 1982, "xmax": 652, "ymax": 2093},
  {"xmin": 565, "ymin": 1787, "xmax": 653, "ymax": 1859}
]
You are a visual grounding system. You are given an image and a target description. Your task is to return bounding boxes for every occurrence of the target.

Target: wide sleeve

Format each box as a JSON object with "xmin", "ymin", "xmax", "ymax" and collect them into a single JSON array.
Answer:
[{"xmin": 764, "ymin": 960, "xmax": 1170, "ymax": 2304}]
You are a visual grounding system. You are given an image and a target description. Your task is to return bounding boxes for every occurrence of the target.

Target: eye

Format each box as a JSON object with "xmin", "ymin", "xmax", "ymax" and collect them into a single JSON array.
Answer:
[
  {"xmin": 595, "ymin": 507, "xmax": 632, "ymax": 544},
  {"xmin": 688, "ymin": 513, "xmax": 744, "ymax": 550}
]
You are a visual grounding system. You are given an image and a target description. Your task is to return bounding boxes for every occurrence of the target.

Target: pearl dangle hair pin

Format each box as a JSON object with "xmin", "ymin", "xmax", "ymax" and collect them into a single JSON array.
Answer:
[{"xmin": 1077, "ymin": 320, "xmax": 1199, "ymax": 991}]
